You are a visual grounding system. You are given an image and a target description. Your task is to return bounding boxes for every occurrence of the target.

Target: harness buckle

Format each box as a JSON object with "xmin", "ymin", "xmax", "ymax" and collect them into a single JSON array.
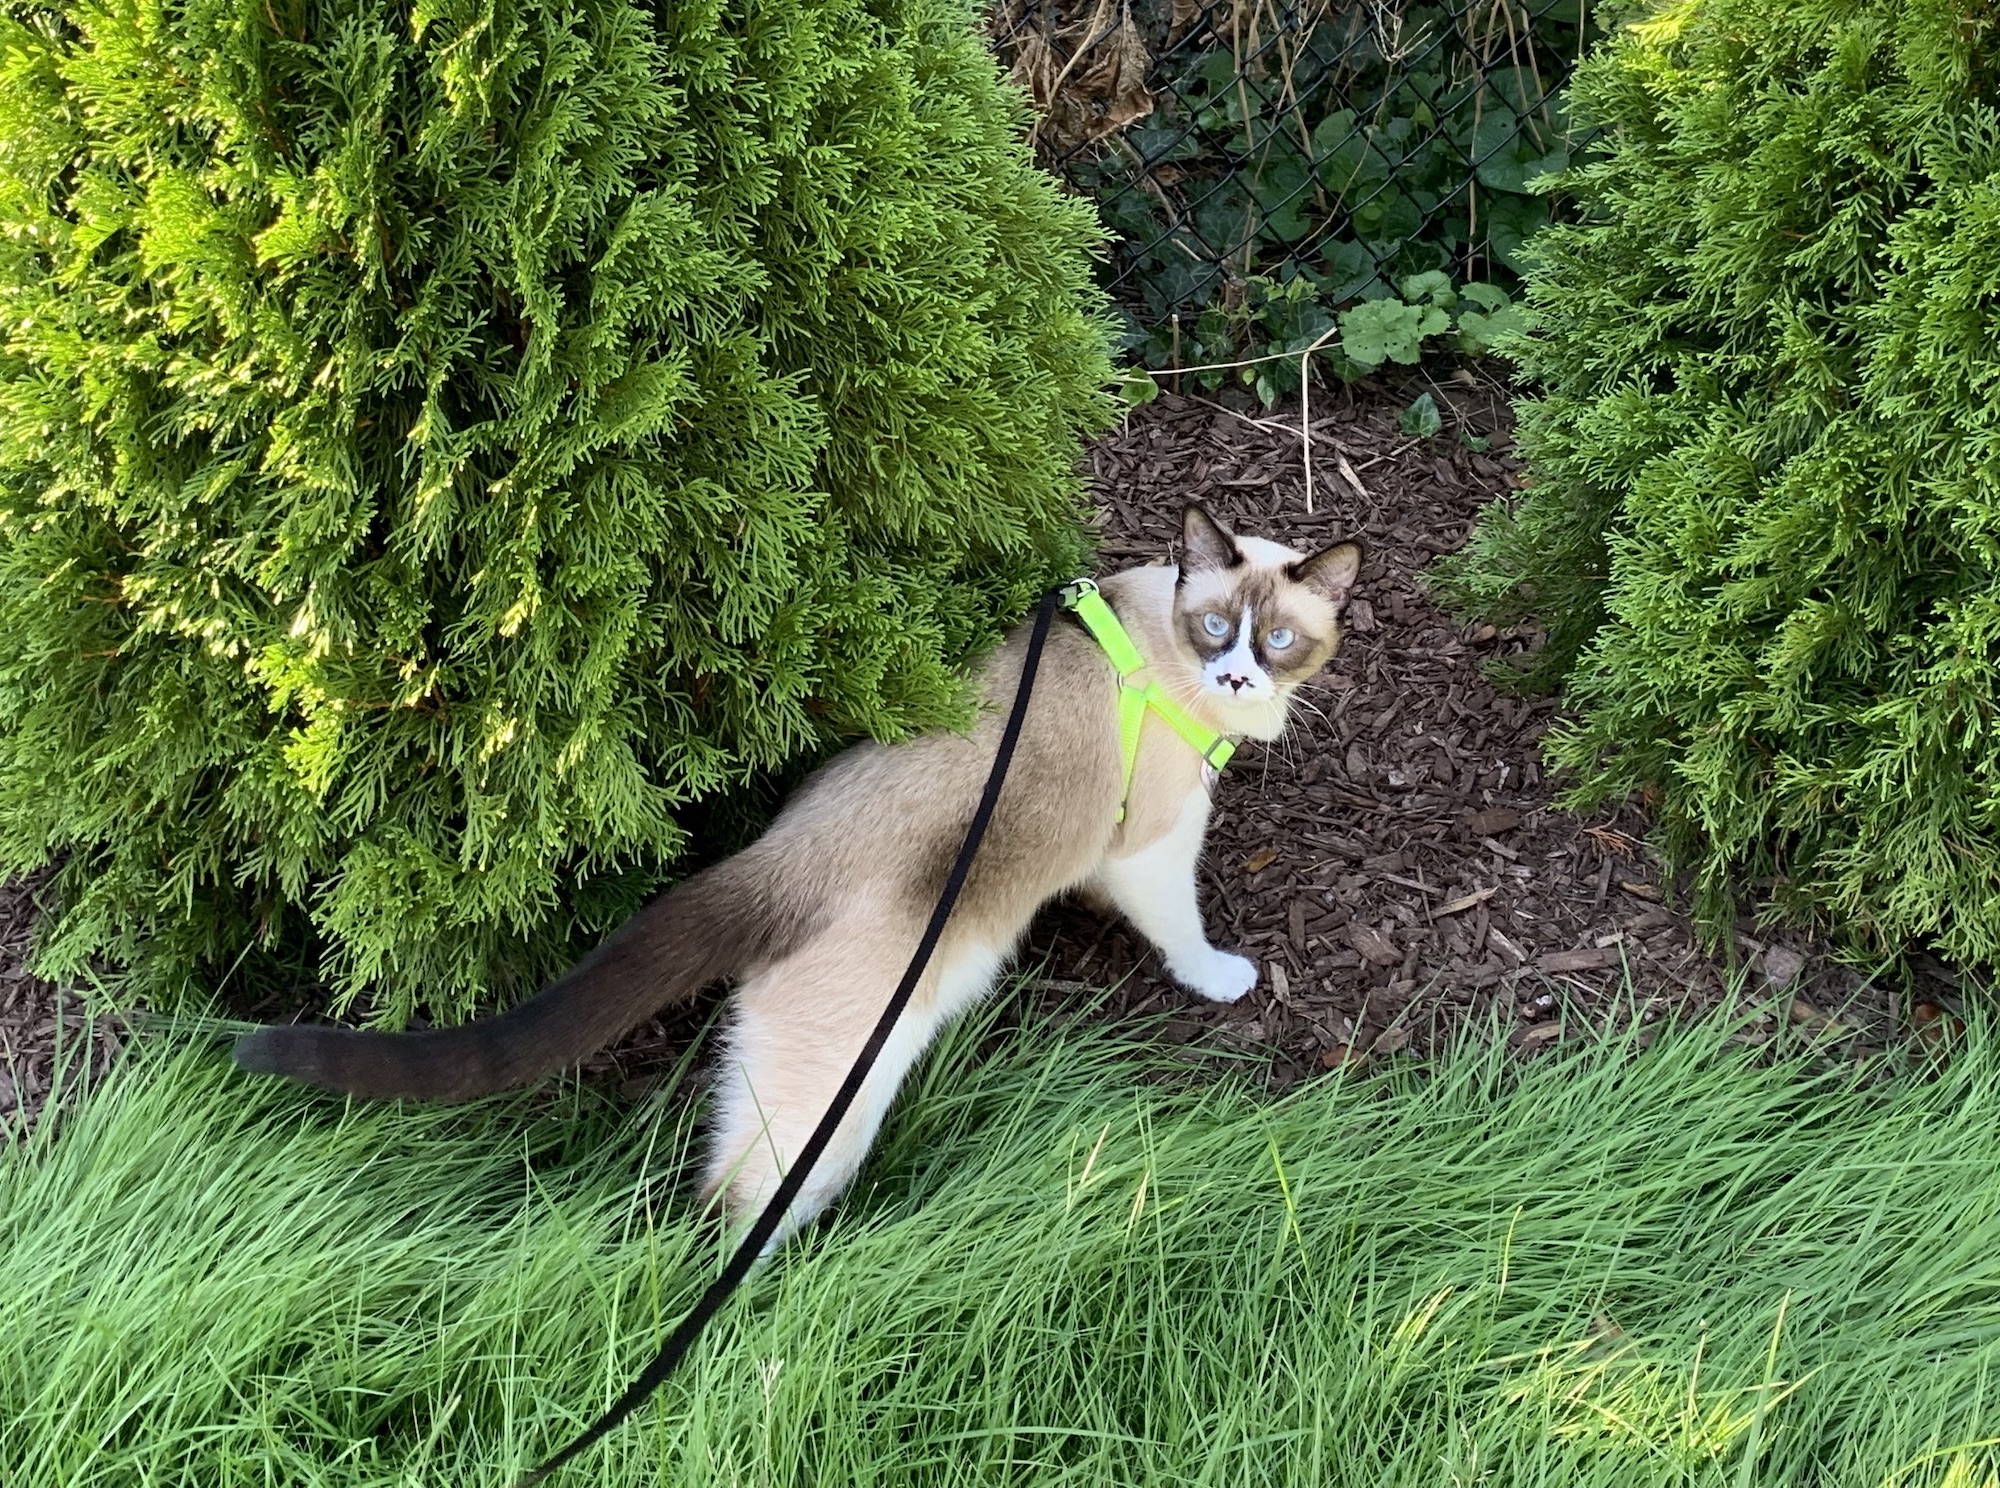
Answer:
[{"xmin": 1058, "ymin": 577, "xmax": 1099, "ymax": 609}]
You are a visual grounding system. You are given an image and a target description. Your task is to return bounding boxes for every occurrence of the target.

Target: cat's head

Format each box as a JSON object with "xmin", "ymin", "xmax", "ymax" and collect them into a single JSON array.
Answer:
[{"xmin": 1171, "ymin": 503, "xmax": 1362, "ymax": 739}]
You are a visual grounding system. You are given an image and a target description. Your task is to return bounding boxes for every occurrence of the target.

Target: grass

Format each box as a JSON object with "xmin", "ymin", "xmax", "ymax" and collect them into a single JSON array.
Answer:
[{"xmin": 4, "ymin": 996, "xmax": 2000, "ymax": 1487}]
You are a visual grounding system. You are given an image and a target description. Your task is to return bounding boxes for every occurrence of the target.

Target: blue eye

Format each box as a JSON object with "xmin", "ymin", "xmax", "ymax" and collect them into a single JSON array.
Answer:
[
  {"xmin": 1267, "ymin": 627, "xmax": 1295, "ymax": 650},
  {"xmin": 1202, "ymin": 613, "xmax": 1230, "ymax": 638}
]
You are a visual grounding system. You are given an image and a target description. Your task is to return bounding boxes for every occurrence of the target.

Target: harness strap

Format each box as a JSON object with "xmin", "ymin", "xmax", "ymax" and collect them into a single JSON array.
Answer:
[{"xmin": 1061, "ymin": 579, "xmax": 1235, "ymax": 821}]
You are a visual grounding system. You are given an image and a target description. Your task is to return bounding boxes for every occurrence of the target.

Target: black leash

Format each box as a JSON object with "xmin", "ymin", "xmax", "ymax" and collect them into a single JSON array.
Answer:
[{"xmin": 518, "ymin": 585, "xmax": 1061, "ymax": 1484}]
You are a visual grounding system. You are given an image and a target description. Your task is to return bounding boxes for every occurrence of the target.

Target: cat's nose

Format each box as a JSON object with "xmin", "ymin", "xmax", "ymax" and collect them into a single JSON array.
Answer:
[{"xmin": 1221, "ymin": 673, "xmax": 1249, "ymax": 693}]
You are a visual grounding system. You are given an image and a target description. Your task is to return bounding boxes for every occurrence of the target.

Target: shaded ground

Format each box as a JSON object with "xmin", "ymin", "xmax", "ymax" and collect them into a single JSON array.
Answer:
[
  {"xmin": 0, "ymin": 376, "xmax": 1962, "ymax": 1132},
  {"xmin": 0, "ymin": 875, "xmax": 125, "ymax": 1138}
]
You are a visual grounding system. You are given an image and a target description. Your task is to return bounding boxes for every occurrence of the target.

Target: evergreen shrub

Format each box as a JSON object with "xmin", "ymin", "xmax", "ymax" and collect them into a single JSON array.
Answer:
[
  {"xmin": 1437, "ymin": 0, "xmax": 2000, "ymax": 969},
  {"xmin": 0, "ymin": 0, "xmax": 1114, "ymax": 1021}
]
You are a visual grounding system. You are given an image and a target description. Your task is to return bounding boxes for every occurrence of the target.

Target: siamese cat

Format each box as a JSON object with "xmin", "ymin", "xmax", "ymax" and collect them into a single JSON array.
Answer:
[{"xmin": 236, "ymin": 504, "xmax": 1361, "ymax": 1245}]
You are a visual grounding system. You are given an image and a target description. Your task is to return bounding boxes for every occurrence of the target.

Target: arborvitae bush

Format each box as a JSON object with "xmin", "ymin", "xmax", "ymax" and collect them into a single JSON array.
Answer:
[
  {"xmin": 0, "ymin": 0, "xmax": 1113, "ymax": 1022},
  {"xmin": 1437, "ymin": 0, "xmax": 2000, "ymax": 969}
]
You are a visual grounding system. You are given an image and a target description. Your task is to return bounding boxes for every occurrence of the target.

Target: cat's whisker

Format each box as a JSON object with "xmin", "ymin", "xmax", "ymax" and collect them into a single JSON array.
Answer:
[
  {"xmin": 1290, "ymin": 693, "xmax": 1333, "ymax": 733},
  {"xmin": 1260, "ymin": 716, "xmax": 1304, "ymax": 795},
  {"xmin": 1162, "ymin": 673, "xmax": 1212, "ymax": 713}
]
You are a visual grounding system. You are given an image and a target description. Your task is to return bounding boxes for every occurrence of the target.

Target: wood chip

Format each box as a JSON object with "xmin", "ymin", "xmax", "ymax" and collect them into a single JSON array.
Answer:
[
  {"xmin": 1270, "ymin": 963, "xmax": 1292, "ymax": 1006},
  {"xmin": 1437, "ymin": 885, "xmax": 1497, "ymax": 916},
  {"xmin": 1335, "ymin": 450, "xmax": 1370, "ymax": 502},
  {"xmin": 1616, "ymin": 879, "xmax": 1661, "ymax": 901},
  {"xmin": 1347, "ymin": 924, "xmax": 1400, "ymax": 967},
  {"xmin": 1373, "ymin": 1023, "xmax": 1412, "ymax": 1054},
  {"xmin": 1790, "ymin": 997, "xmax": 1856, "ymax": 1038},
  {"xmin": 1537, "ymin": 946, "xmax": 1619, "ymax": 973},
  {"xmin": 1242, "ymin": 847, "xmax": 1279, "ymax": 874},
  {"xmin": 1467, "ymin": 807, "xmax": 1521, "ymax": 836},
  {"xmin": 1760, "ymin": 945, "xmax": 1806, "ymax": 990},
  {"xmin": 1378, "ymin": 872, "xmax": 1442, "ymax": 896}
]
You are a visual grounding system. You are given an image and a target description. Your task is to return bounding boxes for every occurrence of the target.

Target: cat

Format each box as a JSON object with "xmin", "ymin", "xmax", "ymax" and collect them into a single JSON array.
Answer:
[{"xmin": 236, "ymin": 503, "xmax": 1361, "ymax": 1244}]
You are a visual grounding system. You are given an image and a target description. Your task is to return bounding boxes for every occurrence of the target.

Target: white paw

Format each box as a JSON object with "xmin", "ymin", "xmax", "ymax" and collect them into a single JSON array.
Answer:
[{"xmin": 1171, "ymin": 947, "xmax": 1258, "ymax": 1003}]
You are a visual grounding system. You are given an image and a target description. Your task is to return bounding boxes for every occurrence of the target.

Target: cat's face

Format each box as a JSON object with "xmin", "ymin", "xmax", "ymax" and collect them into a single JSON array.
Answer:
[{"xmin": 1171, "ymin": 504, "xmax": 1361, "ymax": 735}]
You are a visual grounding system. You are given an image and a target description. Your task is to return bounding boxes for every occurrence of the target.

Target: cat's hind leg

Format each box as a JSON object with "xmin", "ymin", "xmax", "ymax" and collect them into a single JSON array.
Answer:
[
  {"xmin": 1091, "ymin": 789, "xmax": 1256, "ymax": 1003},
  {"xmin": 702, "ymin": 927, "xmax": 1007, "ymax": 1251}
]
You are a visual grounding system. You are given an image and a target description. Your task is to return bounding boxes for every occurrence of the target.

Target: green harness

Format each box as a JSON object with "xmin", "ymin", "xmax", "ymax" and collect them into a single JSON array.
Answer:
[{"xmin": 1060, "ymin": 579, "xmax": 1236, "ymax": 823}]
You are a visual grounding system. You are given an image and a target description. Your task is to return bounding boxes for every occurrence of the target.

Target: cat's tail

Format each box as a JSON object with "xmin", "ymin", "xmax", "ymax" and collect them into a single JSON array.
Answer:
[{"xmin": 232, "ymin": 853, "xmax": 810, "ymax": 1103}]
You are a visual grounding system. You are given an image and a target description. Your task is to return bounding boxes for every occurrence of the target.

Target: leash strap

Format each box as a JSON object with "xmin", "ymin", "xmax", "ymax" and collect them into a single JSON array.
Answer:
[
  {"xmin": 1059, "ymin": 579, "xmax": 1235, "ymax": 821},
  {"xmin": 518, "ymin": 586, "xmax": 1060, "ymax": 1484}
]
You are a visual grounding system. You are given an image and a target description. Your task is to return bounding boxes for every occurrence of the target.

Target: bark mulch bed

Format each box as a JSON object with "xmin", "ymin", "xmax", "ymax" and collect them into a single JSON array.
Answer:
[
  {"xmin": 0, "ymin": 376, "xmax": 1961, "ymax": 1133},
  {"xmin": 0, "ymin": 874, "xmax": 126, "ymax": 1139},
  {"xmin": 1023, "ymin": 375, "xmax": 1940, "ymax": 1088}
]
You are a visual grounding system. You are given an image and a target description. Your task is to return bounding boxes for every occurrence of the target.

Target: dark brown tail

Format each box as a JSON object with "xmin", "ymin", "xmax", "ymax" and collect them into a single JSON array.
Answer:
[{"xmin": 233, "ymin": 855, "xmax": 807, "ymax": 1102}]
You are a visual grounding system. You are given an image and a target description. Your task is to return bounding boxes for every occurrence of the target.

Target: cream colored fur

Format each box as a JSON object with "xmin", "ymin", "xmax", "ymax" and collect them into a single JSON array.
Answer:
[{"xmin": 703, "ymin": 505, "xmax": 1360, "ymax": 1247}]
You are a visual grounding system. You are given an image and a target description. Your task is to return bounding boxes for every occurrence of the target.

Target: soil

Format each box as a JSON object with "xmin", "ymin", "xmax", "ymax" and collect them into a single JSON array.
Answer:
[{"xmin": 0, "ymin": 375, "xmax": 1957, "ymax": 1134}]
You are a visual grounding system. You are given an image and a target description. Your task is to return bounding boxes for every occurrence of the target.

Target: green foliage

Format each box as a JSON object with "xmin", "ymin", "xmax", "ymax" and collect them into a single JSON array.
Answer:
[
  {"xmin": 1079, "ymin": 0, "xmax": 1590, "ymax": 371},
  {"xmin": 1095, "ymin": 2, "xmax": 1583, "ymax": 310},
  {"xmin": 1435, "ymin": 0, "xmax": 2000, "ymax": 970},
  {"xmin": 1164, "ymin": 270, "xmax": 1529, "ymax": 405},
  {"xmin": 0, "ymin": 0, "xmax": 1114, "ymax": 1021},
  {"xmin": 1340, "ymin": 295, "xmax": 1452, "ymax": 369},
  {"xmin": 1113, "ymin": 367, "xmax": 1161, "ymax": 406},
  {"xmin": 1454, "ymin": 280, "xmax": 1534, "ymax": 355},
  {"xmin": 12, "ymin": 1004, "xmax": 2000, "ymax": 1483},
  {"xmin": 1397, "ymin": 391, "xmax": 1444, "ymax": 438}
]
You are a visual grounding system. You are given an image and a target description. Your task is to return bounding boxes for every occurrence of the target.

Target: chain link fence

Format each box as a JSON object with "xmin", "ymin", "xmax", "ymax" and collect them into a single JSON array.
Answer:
[{"xmin": 991, "ymin": 0, "xmax": 1594, "ymax": 351}]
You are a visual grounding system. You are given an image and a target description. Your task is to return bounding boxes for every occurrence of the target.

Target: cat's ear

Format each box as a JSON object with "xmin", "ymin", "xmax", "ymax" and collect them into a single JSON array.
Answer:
[
  {"xmin": 1180, "ymin": 503, "xmax": 1242, "ymax": 576},
  {"xmin": 1288, "ymin": 540, "xmax": 1362, "ymax": 610}
]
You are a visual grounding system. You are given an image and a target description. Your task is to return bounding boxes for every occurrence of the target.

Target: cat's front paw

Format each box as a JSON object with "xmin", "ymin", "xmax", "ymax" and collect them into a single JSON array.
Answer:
[{"xmin": 1171, "ymin": 947, "xmax": 1258, "ymax": 1003}]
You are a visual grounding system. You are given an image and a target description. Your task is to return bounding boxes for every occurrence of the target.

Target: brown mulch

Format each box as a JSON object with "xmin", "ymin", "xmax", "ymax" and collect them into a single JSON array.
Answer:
[
  {"xmin": 1024, "ymin": 373, "xmax": 1935, "ymax": 1087},
  {"xmin": 0, "ymin": 874, "xmax": 126, "ymax": 1139},
  {"xmin": 0, "ymin": 374, "xmax": 1957, "ymax": 1133}
]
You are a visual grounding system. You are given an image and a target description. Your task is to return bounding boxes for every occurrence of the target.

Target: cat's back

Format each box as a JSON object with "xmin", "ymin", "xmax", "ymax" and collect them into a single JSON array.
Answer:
[{"xmin": 757, "ymin": 596, "xmax": 1125, "ymax": 898}]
